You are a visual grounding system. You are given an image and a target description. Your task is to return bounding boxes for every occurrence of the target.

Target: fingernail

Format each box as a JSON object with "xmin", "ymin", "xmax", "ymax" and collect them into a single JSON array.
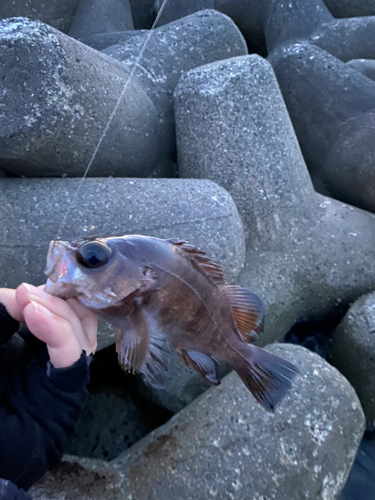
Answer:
[
  {"xmin": 22, "ymin": 283, "xmax": 33, "ymax": 293},
  {"xmin": 30, "ymin": 300, "xmax": 53, "ymax": 316}
]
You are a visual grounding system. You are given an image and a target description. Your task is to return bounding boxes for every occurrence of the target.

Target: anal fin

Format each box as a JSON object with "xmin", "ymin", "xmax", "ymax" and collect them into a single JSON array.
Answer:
[{"xmin": 177, "ymin": 348, "xmax": 220, "ymax": 386}]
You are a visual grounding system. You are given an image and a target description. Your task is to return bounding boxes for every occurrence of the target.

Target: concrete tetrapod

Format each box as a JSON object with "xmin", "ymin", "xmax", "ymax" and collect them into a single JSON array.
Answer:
[
  {"xmin": 68, "ymin": 0, "xmax": 134, "ymax": 40},
  {"xmin": 347, "ymin": 59, "xmax": 375, "ymax": 81},
  {"xmin": 175, "ymin": 54, "xmax": 375, "ymax": 345},
  {"xmin": 0, "ymin": 0, "xmax": 80, "ymax": 32},
  {"xmin": 0, "ymin": 12, "xmax": 247, "ymax": 178},
  {"xmin": 324, "ymin": 0, "xmax": 375, "ymax": 18},
  {"xmin": 262, "ymin": 0, "xmax": 375, "ymax": 62},
  {"xmin": 261, "ymin": 0, "xmax": 375, "ymax": 211},
  {"xmin": 153, "ymin": 0, "xmax": 214, "ymax": 27},
  {"xmin": 30, "ymin": 344, "xmax": 365, "ymax": 500},
  {"xmin": 102, "ymin": 10, "xmax": 247, "ymax": 167},
  {"xmin": 332, "ymin": 291, "xmax": 375, "ymax": 430},
  {"xmin": 269, "ymin": 42, "xmax": 375, "ymax": 213},
  {"xmin": 0, "ymin": 18, "xmax": 161, "ymax": 177}
]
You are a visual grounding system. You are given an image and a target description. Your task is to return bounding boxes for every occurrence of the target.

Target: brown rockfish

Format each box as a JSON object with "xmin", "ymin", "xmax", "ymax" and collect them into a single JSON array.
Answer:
[{"xmin": 44, "ymin": 235, "xmax": 298, "ymax": 411}]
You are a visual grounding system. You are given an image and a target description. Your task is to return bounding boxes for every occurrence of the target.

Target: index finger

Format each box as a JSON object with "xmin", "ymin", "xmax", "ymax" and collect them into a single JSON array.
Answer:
[{"xmin": 0, "ymin": 288, "xmax": 24, "ymax": 322}]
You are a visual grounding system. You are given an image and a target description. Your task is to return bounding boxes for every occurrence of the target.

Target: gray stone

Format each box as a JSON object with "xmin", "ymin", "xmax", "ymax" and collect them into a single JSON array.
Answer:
[
  {"xmin": 0, "ymin": 176, "xmax": 245, "ymax": 346},
  {"xmin": 0, "ymin": 18, "xmax": 161, "ymax": 178},
  {"xmin": 324, "ymin": 0, "xmax": 375, "ymax": 18},
  {"xmin": 262, "ymin": 0, "xmax": 333, "ymax": 54},
  {"xmin": 332, "ymin": 292, "xmax": 375, "ymax": 430},
  {"xmin": 175, "ymin": 54, "xmax": 375, "ymax": 346},
  {"xmin": 269, "ymin": 42, "xmax": 375, "ymax": 213},
  {"xmin": 0, "ymin": 0, "xmax": 80, "ymax": 33},
  {"xmin": 30, "ymin": 455, "xmax": 124, "ymax": 500},
  {"xmin": 69, "ymin": 0, "xmax": 134, "ymax": 40},
  {"xmin": 102, "ymin": 10, "xmax": 247, "ymax": 165},
  {"xmin": 79, "ymin": 30, "xmax": 147, "ymax": 51},
  {"xmin": 311, "ymin": 17, "xmax": 375, "ymax": 62},
  {"xmin": 260, "ymin": 0, "xmax": 375, "ymax": 212},
  {"xmin": 214, "ymin": 0, "xmax": 265, "ymax": 54},
  {"xmin": 154, "ymin": 0, "xmax": 214, "ymax": 26},
  {"xmin": 347, "ymin": 58, "xmax": 375, "ymax": 81},
  {"xmin": 262, "ymin": 0, "xmax": 375, "ymax": 63},
  {"xmin": 66, "ymin": 390, "xmax": 154, "ymax": 461},
  {"xmin": 31, "ymin": 345, "xmax": 365, "ymax": 500},
  {"xmin": 175, "ymin": 55, "xmax": 315, "ymax": 245}
]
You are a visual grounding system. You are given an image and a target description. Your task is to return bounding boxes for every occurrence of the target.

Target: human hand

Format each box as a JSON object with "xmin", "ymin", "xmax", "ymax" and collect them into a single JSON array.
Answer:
[{"xmin": 0, "ymin": 284, "xmax": 98, "ymax": 368}]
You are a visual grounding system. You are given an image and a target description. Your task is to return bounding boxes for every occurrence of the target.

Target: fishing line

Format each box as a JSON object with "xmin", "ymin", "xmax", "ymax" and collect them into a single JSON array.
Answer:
[{"xmin": 56, "ymin": 0, "xmax": 170, "ymax": 239}]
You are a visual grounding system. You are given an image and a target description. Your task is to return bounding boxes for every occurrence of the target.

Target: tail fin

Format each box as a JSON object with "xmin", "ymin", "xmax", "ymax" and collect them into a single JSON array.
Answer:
[{"xmin": 234, "ymin": 345, "xmax": 299, "ymax": 412}]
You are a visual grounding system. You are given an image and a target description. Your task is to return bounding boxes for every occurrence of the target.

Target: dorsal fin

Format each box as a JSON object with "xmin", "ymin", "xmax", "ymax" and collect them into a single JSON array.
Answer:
[
  {"xmin": 220, "ymin": 285, "xmax": 265, "ymax": 342},
  {"xmin": 167, "ymin": 239, "xmax": 226, "ymax": 286}
]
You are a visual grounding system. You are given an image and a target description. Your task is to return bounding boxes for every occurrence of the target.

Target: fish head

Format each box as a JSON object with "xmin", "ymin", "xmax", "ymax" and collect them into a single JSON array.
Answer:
[{"xmin": 44, "ymin": 236, "xmax": 147, "ymax": 310}]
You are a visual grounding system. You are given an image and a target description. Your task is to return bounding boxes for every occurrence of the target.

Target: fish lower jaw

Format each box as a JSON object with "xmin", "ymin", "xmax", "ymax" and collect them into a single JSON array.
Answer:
[{"xmin": 44, "ymin": 278, "xmax": 76, "ymax": 300}]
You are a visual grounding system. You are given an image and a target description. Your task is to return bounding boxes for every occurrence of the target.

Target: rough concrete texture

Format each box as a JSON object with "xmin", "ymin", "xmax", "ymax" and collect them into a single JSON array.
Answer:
[
  {"xmin": 0, "ymin": 0, "xmax": 80, "ymax": 33},
  {"xmin": 31, "ymin": 344, "xmax": 365, "ymax": 500},
  {"xmin": 175, "ymin": 55, "xmax": 375, "ymax": 346},
  {"xmin": 347, "ymin": 58, "xmax": 375, "ymax": 81},
  {"xmin": 262, "ymin": 0, "xmax": 333, "ymax": 53},
  {"xmin": 66, "ymin": 390, "xmax": 154, "ymax": 461},
  {"xmin": 324, "ymin": 0, "xmax": 375, "ymax": 17},
  {"xmin": 69, "ymin": 0, "xmax": 134, "ymax": 40},
  {"xmin": 332, "ymin": 292, "xmax": 375, "ymax": 430},
  {"xmin": 30, "ymin": 455, "xmax": 124, "ymax": 500},
  {"xmin": 261, "ymin": 0, "xmax": 375, "ymax": 212},
  {"xmin": 0, "ymin": 177, "xmax": 245, "ymax": 350},
  {"xmin": 311, "ymin": 17, "xmax": 375, "ymax": 62},
  {"xmin": 79, "ymin": 30, "xmax": 146, "ymax": 51},
  {"xmin": 0, "ymin": 18, "xmax": 161, "ymax": 178},
  {"xmin": 154, "ymin": 0, "xmax": 214, "ymax": 26},
  {"xmin": 262, "ymin": 0, "xmax": 375, "ymax": 63},
  {"xmin": 102, "ymin": 10, "xmax": 247, "ymax": 162},
  {"xmin": 269, "ymin": 42, "xmax": 375, "ymax": 213},
  {"xmin": 214, "ymin": 0, "xmax": 375, "ymax": 55}
]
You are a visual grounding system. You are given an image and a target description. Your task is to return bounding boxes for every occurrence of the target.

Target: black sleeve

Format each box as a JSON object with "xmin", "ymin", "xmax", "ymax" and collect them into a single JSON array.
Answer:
[
  {"xmin": 0, "ymin": 306, "xmax": 91, "ymax": 491},
  {"xmin": 0, "ymin": 305, "xmax": 20, "ymax": 347}
]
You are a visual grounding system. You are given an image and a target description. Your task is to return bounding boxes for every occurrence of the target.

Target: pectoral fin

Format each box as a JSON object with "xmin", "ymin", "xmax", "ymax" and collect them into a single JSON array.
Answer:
[
  {"xmin": 116, "ymin": 307, "xmax": 170, "ymax": 389},
  {"xmin": 221, "ymin": 285, "xmax": 265, "ymax": 342},
  {"xmin": 116, "ymin": 307, "xmax": 149, "ymax": 373},
  {"xmin": 176, "ymin": 348, "xmax": 220, "ymax": 385},
  {"xmin": 140, "ymin": 335, "xmax": 170, "ymax": 389}
]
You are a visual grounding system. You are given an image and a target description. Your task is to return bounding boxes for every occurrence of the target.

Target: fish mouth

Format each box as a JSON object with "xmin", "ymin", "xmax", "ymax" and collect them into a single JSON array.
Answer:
[
  {"xmin": 44, "ymin": 240, "xmax": 69, "ymax": 277},
  {"xmin": 44, "ymin": 239, "xmax": 77, "ymax": 299}
]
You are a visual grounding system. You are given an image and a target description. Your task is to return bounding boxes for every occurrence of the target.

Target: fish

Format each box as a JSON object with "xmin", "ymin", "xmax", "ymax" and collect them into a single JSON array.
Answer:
[{"xmin": 44, "ymin": 234, "xmax": 298, "ymax": 411}]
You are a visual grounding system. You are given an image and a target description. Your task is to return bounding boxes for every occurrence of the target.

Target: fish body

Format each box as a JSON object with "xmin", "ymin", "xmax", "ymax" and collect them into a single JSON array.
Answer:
[{"xmin": 45, "ymin": 235, "xmax": 298, "ymax": 410}]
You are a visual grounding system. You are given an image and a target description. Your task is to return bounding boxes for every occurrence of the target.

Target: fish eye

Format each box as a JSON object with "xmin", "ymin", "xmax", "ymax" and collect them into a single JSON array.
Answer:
[{"xmin": 76, "ymin": 241, "xmax": 112, "ymax": 269}]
